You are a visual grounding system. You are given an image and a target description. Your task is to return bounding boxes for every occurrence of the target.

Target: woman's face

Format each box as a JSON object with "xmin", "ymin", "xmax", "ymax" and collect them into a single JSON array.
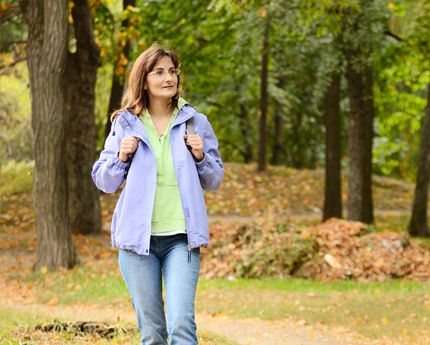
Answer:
[{"xmin": 145, "ymin": 56, "xmax": 178, "ymax": 102}]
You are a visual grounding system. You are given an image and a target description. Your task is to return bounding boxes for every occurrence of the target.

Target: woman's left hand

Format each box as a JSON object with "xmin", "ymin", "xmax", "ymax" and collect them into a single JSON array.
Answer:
[{"xmin": 184, "ymin": 134, "xmax": 204, "ymax": 162}]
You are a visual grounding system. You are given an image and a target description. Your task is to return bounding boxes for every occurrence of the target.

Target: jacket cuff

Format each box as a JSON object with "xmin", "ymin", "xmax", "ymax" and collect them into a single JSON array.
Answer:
[
  {"xmin": 113, "ymin": 155, "xmax": 130, "ymax": 170},
  {"xmin": 195, "ymin": 153, "xmax": 212, "ymax": 171},
  {"xmin": 195, "ymin": 152, "xmax": 208, "ymax": 166}
]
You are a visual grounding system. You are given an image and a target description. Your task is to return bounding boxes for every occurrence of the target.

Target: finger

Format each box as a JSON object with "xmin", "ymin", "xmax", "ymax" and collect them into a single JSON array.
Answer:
[
  {"xmin": 187, "ymin": 134, "xmax": 200, "ymax": 141},
  {"xmin": 186, "ymin": 137, "xmax": 202, "ymax": 144},
  {"xmin": 188, "ymin": 142, "xmax": 203, "ymax": 149}
]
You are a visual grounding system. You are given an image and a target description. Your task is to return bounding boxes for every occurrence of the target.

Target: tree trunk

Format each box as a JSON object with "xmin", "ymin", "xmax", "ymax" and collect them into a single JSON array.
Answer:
[
  {"xmin": 271, "ymin": 76, "xmax": 286, "ymax": 165},
  {"xmin": 408, "ymin": 83, "xmax": 430, "ymax": 236},
  {"xmin": 323, "ymin": 72, "xmax": 342, "ymax": 220},
  {"xmin": 66, "ymin": 0, "xmax": 102, "ymax": 235},
  {"xmin": 345, "ymin": 60, "xmax": 374, "ymax": 223},
  {"xmin": 25, "ymin": 0, "xmax": 77, "ymax": 269},
  {"xmin": 258, "ymin": 14, "xmax": 270, "ymax": 172},
  {"xmin": 239, "ymin": 103, "xmax": 253, "ymax": 163},
  {"xmin": 290, "ymin": 109, "xmax": 304, "ymax": 169},
  {"xmin": 104, "ymin": 0, "xmax": 136, "ymax": 139}
]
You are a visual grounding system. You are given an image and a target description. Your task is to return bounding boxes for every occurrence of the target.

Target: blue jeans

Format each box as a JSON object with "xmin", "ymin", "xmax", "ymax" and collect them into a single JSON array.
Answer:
[{"xmin": 119, "ymin": 234, "xmax": 200, "ymax": 345}]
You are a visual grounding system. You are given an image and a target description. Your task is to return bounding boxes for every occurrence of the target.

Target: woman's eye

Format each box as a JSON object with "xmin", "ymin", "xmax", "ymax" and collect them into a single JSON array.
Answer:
[{"xmin": 156, "ymin": 70, "xmax": 164, "ymax": 76}]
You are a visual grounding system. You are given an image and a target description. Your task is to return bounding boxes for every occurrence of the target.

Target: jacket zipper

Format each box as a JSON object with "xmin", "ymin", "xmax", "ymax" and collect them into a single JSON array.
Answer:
[{"xmin": 170, "ymin": 121, "xmax": 196, "ymax": 260}]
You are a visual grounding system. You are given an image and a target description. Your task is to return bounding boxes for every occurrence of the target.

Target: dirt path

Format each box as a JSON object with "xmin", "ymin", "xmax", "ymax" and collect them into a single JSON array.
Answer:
[
  {"xmin": 197, "ymin": 313, "xmax": 364, "ymax": 345},
  {"xmin": 0, "ymin": 299, "xmax": 376, "ymax": 345}
]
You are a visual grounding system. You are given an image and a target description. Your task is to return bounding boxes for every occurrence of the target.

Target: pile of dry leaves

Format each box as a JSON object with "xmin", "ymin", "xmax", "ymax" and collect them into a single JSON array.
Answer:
[
  {"xmin": 296, "ymin": 218, "xmax": 430, "ymax": 281},
  {"xmin": 201, "ymin": 218, "xmax": 317, "ymax": 279},
  {"xmin": 201, "ymin": 218, "xmax": 430, "ymax": 282}
]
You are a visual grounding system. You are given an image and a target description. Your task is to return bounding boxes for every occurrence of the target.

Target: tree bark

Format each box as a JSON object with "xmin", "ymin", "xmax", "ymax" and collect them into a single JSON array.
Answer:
[
  {"xmin": 271, "ymin": 76, "xmax": 286, "ymax": 165},
  {"xmin": 258, "ymin": 14, "xmax": 270, "ymax": 172},
  {"xmin": 104, "ymin": 0, "xmax": 136, "ymax": 139},
  {"xmin": 289, "ymin": 109, "xmax": 304, "ymax": 169},
  {"xmin": 345, "ymin": 60, "xmax": 374, "ymax": 223},
  {"xmin": 25, "ymin": 0, "xmax": 77, "ymax": 269},
  {"xmin": 323, "ymin": 72, "xmax": 342, "ymax": 220},
  {"xmin": 408, "ymin": 83, "xmax": 430, "ymax": 236},
  {"xmin": 239, "ymin": 103, "xmax": 253, "ymax": 163},
  {"xmin": 66, "ymin": 0, "xmax": 102, "ymax": 235}
]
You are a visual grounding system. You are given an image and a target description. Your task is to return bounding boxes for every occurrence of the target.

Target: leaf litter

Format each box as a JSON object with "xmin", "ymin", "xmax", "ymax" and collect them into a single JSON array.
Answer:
[{"xmin": 202, "ymin": 218, "xmax": 430, "ymax": 282}]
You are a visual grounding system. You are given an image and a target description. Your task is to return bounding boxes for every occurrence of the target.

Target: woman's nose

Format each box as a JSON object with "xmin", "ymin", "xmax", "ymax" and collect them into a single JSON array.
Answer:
[{"xmin": 164, "ymin": 71, "xmax": 174, "ymax": 81}]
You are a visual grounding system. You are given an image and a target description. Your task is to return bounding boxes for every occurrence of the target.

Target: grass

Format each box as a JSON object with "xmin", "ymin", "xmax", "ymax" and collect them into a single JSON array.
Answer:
[
  {"xmin": 22, "ymin": 265, "xmax": 129, "ymax": 305},
  {"xmin": 4, "ymin": 263, "xmax": 430, "ymax": 343},
  {"xmin": 0, "ymin": 306, "xmax": 238, "ymax": 345},
  {"xmin": 197, "ymin": 278, "xmax": 430, "ymax": 340}
]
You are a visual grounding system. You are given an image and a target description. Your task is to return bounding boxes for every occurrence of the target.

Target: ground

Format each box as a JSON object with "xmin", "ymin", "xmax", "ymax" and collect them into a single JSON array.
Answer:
[{"xmin": 1, "ymin": 162, "xmax": 430, "ymax": 344}]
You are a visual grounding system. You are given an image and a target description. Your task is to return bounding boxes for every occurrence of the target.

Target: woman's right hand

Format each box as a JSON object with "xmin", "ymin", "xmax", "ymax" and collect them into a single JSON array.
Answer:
[{"xmin": 119, "ymin": 136, "xmax": 138, "ymax": 162}]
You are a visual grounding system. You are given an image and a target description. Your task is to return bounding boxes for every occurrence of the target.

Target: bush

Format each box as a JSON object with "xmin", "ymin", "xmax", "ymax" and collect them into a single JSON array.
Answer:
[
  {"xmin": 0, "ymin": 160, "xmax": 34, "ymax": 196},
  {"xmin": 0, "ymin": 65, "xmax": 33, "ymax": 166}
]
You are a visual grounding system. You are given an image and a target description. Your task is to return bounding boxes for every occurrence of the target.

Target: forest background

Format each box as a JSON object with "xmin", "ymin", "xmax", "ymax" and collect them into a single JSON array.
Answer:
[
  {"xmin": 1, "ymin": 0, "xmax": 430, "ymax": 344},
  {"xmin": 2, "ymin": 0, "xmax": 430, "ymax": 274}
]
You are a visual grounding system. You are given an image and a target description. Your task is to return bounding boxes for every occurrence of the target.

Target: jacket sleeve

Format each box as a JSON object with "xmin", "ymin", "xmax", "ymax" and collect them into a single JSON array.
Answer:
[
  {"xmin": 195, "ymin": 115, "xmax": 224, "ymax": 191},
  {"xmin": 91, "ymin": 116, "xmax": 130, "ymax": 193}
]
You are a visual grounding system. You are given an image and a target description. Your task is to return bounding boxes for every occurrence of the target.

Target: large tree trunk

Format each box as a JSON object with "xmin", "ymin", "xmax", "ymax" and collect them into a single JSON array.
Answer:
[
  {"xmin": 408, "ymin": 83, "xmax": 430, "ymax": 236},
  {"xmin": 66, "ymin": 0, "xmax": 102, "ymax": 235},
  {"xmin": 258, "ymin": 13, "xmax": 270, "ymax": 172},
  {"xmin": 345, "ymin": 60, "xmax": 374, "ymax": 223},
  {"xmin": 323, "ymin": 72, "xmax": 342, "ymax": 220},
  {"xmin": 104, "ymin": 0, "xmax": 136, "ymax": 139},
  {"xmin": 25, "ymin": 0, "xmax": 77, "ymax": 269}
]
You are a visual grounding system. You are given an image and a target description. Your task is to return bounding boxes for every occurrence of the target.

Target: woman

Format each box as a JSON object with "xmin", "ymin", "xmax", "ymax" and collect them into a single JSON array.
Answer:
[{"xmin": 91, "ymin": 43, "xmax": 224, "ymax": 345}]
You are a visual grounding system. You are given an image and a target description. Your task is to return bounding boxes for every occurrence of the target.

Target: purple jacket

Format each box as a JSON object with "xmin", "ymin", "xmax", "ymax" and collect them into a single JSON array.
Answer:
[{"xmin": 91, "ymin": 104, "xmax": 224, "ymax": 255}]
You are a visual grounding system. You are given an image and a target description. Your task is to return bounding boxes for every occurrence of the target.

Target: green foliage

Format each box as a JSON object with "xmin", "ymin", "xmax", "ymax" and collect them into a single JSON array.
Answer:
[
  {"xmin": 0, "ymin": 64, "xmax": 33, "ymax": 165},
  {"xmin": 1, "ymin": 0, "xmax": 430, "ymax": 179},
  {"xmin": 0, "ymin": 160, "xmax": 33, "ymax": 196},
  {"xmin": 372, "ymin": 0, "xmax": 430, "ymax": 179}
]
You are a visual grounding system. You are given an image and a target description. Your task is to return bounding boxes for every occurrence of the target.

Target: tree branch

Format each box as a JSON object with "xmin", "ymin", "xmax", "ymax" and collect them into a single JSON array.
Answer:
[
  {"xmin": 384, "ymin": 30, "xmax": 404, "ymax": 42},
  {"xmin": 0, "ymin": 55, "xmax": 27, "ymax": 71}
]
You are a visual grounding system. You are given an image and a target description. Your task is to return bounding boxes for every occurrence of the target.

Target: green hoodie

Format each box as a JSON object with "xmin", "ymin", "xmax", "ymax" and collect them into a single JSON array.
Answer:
[{"xmin": 140, "ymin": 98, "xmax": 188, "ymax": 235}]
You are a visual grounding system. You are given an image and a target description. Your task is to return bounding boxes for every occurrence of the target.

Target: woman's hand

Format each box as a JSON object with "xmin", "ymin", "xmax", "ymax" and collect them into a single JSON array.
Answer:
[
  {"xmin": 119, "ymin": 136, "xmax": 138, "ymax": 162},
  {"xmin": 184, "ymin": 134, "xmax": 204, "ymax": 162}
]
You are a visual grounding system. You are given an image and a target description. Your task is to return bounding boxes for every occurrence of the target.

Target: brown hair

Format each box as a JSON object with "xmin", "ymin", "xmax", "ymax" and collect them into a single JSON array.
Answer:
[{"xmin": 111, "ymin": 43, "xmax": 181, "ymax": 120}]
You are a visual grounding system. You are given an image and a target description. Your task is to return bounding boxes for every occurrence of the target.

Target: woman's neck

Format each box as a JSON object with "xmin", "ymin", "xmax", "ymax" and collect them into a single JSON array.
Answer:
[{"xmin": 148, "ymin": 98, "xmax": 172, "ymax": 118}]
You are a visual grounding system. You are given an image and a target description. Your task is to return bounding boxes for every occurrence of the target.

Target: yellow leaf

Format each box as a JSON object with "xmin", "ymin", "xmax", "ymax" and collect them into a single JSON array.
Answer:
[
  {"xmin": 354, "ymin": 317, "xmax": 363, "ymax": 325},
  {"xmin": 382, "ymin": 316, "xmax": 389, "ymax": 325},
  {"xmin": 40, "ymin": 266, "xmax": 48, "ymax": 274},
  {"xmin": 258, "ymin": 7, "xmax": 267, "ymax": 17},
  {"xmin": 126, "ymin": 5, "xmax": 140, "ymax": 13}
]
